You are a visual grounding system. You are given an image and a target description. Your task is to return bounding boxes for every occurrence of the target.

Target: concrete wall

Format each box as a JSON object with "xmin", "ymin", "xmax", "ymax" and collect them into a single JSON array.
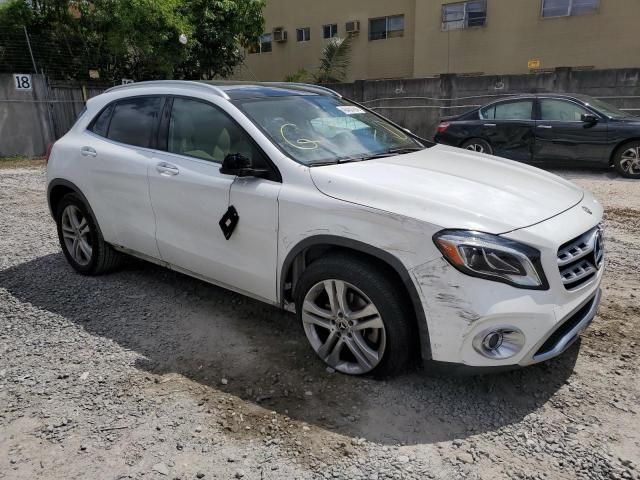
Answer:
[
  {"xmin": 234, "ymin": 0, "xmax": 416, "ymax": 82},
  {"xmin": 0, "ymin": 74, "xmax": 54, "ymax": 157},
  {"xmin": 327, "ymin": 68, "xmax": 640, "ymax": 138}
]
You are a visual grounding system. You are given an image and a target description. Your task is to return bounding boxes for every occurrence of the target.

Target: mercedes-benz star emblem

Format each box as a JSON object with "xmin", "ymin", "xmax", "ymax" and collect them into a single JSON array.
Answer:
[{"xmin": 594, "ymin": 229, "xmax": 604, "ymax": 268}]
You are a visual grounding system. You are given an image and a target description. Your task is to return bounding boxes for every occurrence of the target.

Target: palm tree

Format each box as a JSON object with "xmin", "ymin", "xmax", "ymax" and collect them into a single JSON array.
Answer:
[
  {"xmin": 313, "ymin": 34, "xmax": 353, "ymax": 84},
  {"xmin": 283, "ymin": 68, "xmax": 309, "ymax": 82}
]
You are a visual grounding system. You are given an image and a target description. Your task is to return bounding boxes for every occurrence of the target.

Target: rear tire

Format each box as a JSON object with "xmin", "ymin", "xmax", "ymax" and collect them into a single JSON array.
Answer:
[
  {"xmin": 295, "ymin": 254, "xmax": 414, "ymax": 378},
  {"xmin": 613, "ymin": 141, "xmax": 640, "ymax": 178},
  {"xmin": 56, "ymin": 193, "xmax": 122, "ymax": 275},
  {"xmin": 461, "ymin": 138, "xmax": 493, "ymax": 155}
]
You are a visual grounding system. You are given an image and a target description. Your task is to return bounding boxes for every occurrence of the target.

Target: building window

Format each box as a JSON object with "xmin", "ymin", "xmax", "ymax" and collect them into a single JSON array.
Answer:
[
  {"xmin": 296, "ymin": 27, "xmax": 311, "ymax": 42},
  {"xmin": 248, "ymin": 33, "xmax": 272, "ymax": 54},
  {"xmin": 442, "ymin": 1, "xmax": 487, "ymax": 30},
  {"xmin": 542, "ymin": 0, "xmax": 599, "ymax": 17},
  {"xmin": 323, "ymin": 24, "xmax": 338, "ymax": 39},
  {"xmin": 369, "ymin": 15, "xmax": 405, "ymax": 41}
]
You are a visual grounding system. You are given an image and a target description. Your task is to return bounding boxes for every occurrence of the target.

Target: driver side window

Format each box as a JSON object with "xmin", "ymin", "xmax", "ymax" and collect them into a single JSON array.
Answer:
[
  {"xmin": 168, "ymin": 98, "xmax": 266, "ymax": 167},
  {"xmin": 540, "ymin": 99, "xmax": 590, "ymax": 122}
]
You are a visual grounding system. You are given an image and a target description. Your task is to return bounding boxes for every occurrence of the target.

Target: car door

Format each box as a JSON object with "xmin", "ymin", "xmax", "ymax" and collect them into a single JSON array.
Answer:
[
  {"xmin": 85, "ymin": 95, "xmax": 164, "ymax": 259},
  {"xmin": 148, "ymin": 96, "xmax": 282, "ymax": 303},
  {"xmin": 479, "ymin": 99, "xmax": 535, "ymax": 162},
  {"xmin": 534, "ymin": 98, "xmax": 609, "ymax": 164}
]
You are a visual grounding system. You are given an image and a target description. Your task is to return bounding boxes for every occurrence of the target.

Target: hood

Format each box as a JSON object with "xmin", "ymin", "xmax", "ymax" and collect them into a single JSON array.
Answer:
[{"xmin": 309, "ymin": 144, "xmax": 584, "ymax": 234}]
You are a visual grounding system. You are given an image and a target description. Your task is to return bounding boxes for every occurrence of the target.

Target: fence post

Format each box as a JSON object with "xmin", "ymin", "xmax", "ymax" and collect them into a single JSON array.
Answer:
[{"xmin": 23, "ymin": 26, "xmax": 39, "ymax": 74}]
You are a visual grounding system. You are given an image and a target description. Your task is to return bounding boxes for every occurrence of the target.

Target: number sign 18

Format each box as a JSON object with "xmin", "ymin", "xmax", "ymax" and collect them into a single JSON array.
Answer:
[{"xmin": 14, "ymin": 74, "xmax": 33, "ymax": 91}]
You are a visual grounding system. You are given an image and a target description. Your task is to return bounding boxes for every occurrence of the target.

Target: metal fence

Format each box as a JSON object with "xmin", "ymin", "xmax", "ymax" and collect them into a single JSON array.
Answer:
[{"xmin": 0, "ymin": 74, "xmax": 107, "ymax": 157}]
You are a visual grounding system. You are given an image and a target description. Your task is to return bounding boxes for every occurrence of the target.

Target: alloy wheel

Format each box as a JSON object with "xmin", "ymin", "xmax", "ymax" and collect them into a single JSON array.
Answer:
[
  {"xmin": 620, "ymin": 147, "xmax": 640, "ymax": 175},
  {"xmin": 465, "ymin": 143, "xmax": 485, "ymax": 153},
  {"xmin": 301, "ymin": 279, "xmax": 386, "ymax": 375},
  {"xmin": 61, "ymin": 205, "xmax": 93, "ymax": 266}
]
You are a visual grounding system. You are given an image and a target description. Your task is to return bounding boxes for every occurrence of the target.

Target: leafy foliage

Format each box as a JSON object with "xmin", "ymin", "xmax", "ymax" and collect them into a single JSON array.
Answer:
[
  {"xmin": 313, "ymin": 35, "xmax": 353, "ymax": 84},
  {"xmin": 283, "ymin": 68, "xmax": 309, "ymax": 83},
  {"xmin": 0, "ymin": 0, "xmax": 265, "ymax": 82}
]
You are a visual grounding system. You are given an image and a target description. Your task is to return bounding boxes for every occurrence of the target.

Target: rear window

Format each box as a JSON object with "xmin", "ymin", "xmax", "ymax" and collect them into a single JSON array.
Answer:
[
  {"xmin": 94, "ymin": 96, "xmax": 163, "ymax": 148},
  {"xmin": 481, "ymin": 100, "xmax": 533, "ymax": 121}
]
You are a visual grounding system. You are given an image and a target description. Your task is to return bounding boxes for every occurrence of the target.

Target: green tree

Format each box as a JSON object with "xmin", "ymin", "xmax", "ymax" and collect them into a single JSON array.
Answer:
[
  {"xmin": 0, "ymin": 0, "xmax": 265, "ymax": 81},
  {"xmin": 177, "ymin": 0, "xmax": 265, "ymax": 79}
]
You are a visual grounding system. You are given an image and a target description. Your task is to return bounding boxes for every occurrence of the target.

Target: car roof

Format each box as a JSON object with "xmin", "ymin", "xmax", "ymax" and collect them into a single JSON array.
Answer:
[
  {"xmin": 485, "ymin": 93, "xmax": 594, "ymax": 103},
  {"xmin": 105, "ymin": 80, "xmax": 341, "ymax": 101}
]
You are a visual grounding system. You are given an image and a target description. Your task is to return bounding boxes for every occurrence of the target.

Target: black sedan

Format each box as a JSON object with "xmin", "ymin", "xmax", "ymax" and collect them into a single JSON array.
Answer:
[{"xmin": 434, "ymin": 94, "xmax": 640, "ymax": 178}]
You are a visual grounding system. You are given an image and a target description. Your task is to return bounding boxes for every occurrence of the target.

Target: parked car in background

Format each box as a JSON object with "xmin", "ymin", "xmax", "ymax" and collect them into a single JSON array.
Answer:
[
  {"xmin": 47, "ymin": 81, "xmax": 603, "ymax": 377},
  {"xmin": 434, "ymin": 94, "xmax": 640, "ymax": 179}
]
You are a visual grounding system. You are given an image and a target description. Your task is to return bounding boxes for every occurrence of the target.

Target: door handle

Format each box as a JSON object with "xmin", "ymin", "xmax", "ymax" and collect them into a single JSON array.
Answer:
[
  {"xmin": 537, "ymin": 125, "xmax": 553, "ymax": 129},
  {"xmin": 483, "ymin": 123, "xmax": 497, "ymax": 127},
  {"xmin": 156, "ymin": 162, "xmax": 180, "ymax": 176},
  {"xmin": 80, "ymin": 146, "xmax": 97, "ymax": 157}
]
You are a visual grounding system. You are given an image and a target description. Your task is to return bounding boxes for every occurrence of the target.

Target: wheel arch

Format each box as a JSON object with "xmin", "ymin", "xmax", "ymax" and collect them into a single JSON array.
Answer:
[
  {"xmin": 47, "ymin": 179, "xmax": 101, "ymax": 234},
  {"xmin": 280, "ymin": 235, "xmax": 432, "ymax": 361}
]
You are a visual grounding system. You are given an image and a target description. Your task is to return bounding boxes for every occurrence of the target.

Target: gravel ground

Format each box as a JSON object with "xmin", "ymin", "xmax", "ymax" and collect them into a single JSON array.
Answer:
[{"xmin": 0, "ymin": 164, "xmax": 638, "ymax": 480}]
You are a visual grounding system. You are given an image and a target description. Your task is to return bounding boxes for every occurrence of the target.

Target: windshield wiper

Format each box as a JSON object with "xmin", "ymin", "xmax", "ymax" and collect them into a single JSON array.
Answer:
[
  {"xmin": 308, "ymin": 147, "xmax": 424, "ymax": 167},
  {"xmin": 308, "ymin": 157, "xmax": 364, "ymax": 167},
  {"xmin": 357, "ymin": 146, "xmax": 425, "ymax": 161}
]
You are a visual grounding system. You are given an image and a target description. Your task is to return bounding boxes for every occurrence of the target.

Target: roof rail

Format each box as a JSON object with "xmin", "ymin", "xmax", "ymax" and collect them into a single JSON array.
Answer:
[
  {"xmin": 264, "ymin": 82, "xmax": 341, "ymax": 98},
  {"xmin": 104, "ymin": 80, "xmax": 230, "ymax": 99},
  {"xmin": 200, "ymin": 80, "xmax": 341, "ymax": 98}
]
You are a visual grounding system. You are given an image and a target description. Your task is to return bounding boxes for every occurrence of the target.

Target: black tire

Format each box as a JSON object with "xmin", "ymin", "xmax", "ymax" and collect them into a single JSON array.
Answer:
[
  {"xmin": 294, "ymin": 253, "xmax": 415, "ymax": 378},
  {"xmin": 613, "ymin": 141, "xmax": 640, "ymax": 179},
  {"xmin": 55, "ymin": 193, "xmax": 122, "ymax": 275},
  {"xmin": 461, "ymin": 138, "xmax": 493, "ymax": 155}
]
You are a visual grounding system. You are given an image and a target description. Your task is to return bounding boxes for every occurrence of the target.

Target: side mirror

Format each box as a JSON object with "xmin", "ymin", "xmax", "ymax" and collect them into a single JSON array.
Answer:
[
  {"xmin": 220, "ymin": 153, "xmax": 270, "ymax": 178},
  {"xmin": 581, "ymin": 113, "xmax": 598, "ymax": 124}
]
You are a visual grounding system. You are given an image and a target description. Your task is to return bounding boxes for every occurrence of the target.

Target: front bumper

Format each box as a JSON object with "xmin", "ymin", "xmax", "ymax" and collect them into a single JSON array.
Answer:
[
  {"xmin": 410, "ymin": 195, "xmax": 604, "ymax": 369},
  {"xmin": 520, "ymin": 288, "xmax": 601, "ymax": 365}
]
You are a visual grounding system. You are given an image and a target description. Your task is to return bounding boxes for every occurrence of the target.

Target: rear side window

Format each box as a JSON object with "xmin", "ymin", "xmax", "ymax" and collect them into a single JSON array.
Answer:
[
  {"xmin": 106, "ymin": 97, "xmax": 163, "ymax": 148},
  {"xmin": 481, "ymin": 100, "xmax": 533, "ymax": 120},
  {"xmin": 90, "ymin": 104, "xmax": 114, "ymax": 137}
]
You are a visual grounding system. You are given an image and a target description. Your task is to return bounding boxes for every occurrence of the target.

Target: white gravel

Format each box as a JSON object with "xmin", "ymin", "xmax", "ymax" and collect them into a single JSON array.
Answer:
[{"xmin": 0, "ymin": 165, "xmax": 638, "ymax": 480}]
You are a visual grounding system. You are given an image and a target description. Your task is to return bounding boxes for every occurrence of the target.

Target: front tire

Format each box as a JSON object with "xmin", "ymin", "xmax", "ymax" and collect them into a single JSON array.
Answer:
[
  {"xmin": 295, "ymin": 254, "xmax": 414, "ymax": 377},
  {"xmin": 461, "ymin": 138, "xmax": 493, "ymax": 155},
  {"xmin": 613, "ymin": 142, "xmax": 640, "ymax": 178},
  {"xmin": 56, "ymin": 193, "xmax": 122, "ymax": 275}
]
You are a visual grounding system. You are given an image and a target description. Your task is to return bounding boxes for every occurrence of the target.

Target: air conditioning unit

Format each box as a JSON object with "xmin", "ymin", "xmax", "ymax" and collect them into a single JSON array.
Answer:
[
  {"xmin": 345, "ymin": 20, "xmax": 360, "ymax": 34},
  {"xmin": 273, "ymin": 28, "xmax": 288, "ymax": 42}
]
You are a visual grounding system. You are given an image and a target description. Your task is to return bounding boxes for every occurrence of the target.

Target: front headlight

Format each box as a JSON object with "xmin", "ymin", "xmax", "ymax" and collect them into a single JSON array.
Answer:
[{"xmin": 433, "ymin": 230, "xmax": 549, "ymax": 290}]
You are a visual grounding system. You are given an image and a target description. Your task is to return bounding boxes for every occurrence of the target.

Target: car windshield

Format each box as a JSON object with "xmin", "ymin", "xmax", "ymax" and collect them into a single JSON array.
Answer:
[
  {"xmin": 234, "ymin": 95, "xmax": 426, "ymax": 165},
  {"xmin": 580, "ymin": 96, "xmax": 636, "ymax": 119}
]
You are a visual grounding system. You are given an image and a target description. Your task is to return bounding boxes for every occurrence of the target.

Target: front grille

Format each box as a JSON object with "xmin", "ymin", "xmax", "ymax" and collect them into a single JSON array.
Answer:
[{"xmin": 557, "ymin": 226, "xmax": 603, "ymax": 290}]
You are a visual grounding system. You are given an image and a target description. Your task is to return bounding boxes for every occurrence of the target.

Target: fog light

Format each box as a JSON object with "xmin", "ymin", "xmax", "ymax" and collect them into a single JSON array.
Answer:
[
  {"xmin": 482, "ymin": 331, "xmax": 504, "ymax": 351},
  {"xmin": 473, "ymin": 327, "xmax": 525, "ymax": 360}
]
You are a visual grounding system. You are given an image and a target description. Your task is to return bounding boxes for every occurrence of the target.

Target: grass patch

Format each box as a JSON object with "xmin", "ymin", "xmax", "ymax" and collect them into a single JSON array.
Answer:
[{"xmin": 0, "ymin": 156, "xmax": 46, "ymax": 169}]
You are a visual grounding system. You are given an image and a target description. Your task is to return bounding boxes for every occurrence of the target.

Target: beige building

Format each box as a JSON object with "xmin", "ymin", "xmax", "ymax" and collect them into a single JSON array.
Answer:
[{"xmin": 235, "ymin": 0, "xmax": 640, "ymax": 82}]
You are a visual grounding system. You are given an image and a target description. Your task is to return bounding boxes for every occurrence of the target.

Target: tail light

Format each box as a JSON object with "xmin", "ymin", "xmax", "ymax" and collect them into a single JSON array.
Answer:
[
  {"xmin": 45, "ymin": 143, "xmax": 53, "ymax": 164},
  {"xmin": 436, "ymin": 122, "xmax": 450, "ymax": 134}
]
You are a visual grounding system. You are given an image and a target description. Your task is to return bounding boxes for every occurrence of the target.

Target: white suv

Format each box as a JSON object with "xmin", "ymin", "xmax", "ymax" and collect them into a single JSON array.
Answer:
[{"xmin": 47, "ymin": 81, "xmax": 604, "ymax": 376}]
